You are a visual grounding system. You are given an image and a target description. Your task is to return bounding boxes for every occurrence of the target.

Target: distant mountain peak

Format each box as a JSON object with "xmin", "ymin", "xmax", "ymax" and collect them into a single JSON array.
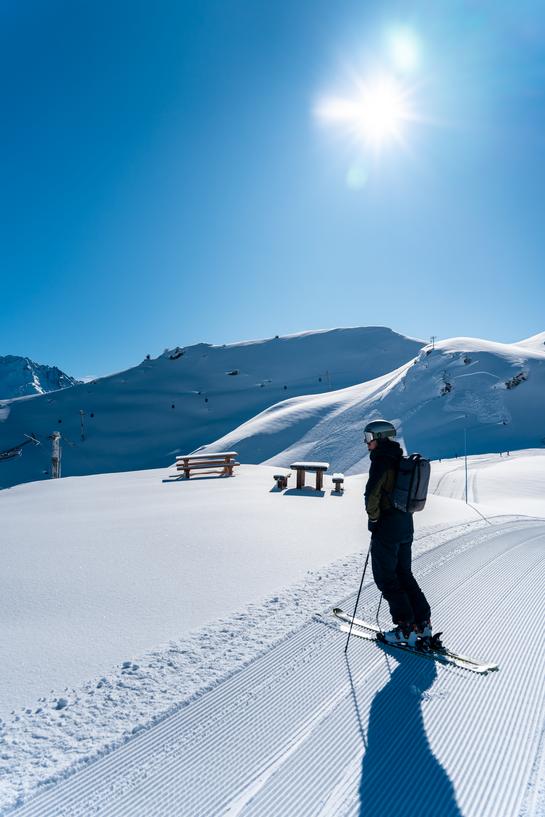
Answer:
[{"xmin": 0, "ymin": 355, "xmax": 80, "ymax": 400}]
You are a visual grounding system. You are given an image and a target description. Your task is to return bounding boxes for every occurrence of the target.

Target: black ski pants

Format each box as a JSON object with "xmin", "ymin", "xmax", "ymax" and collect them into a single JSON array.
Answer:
[{"xmin": 371, "ymin": 535, "xmax": 431, "ymax": 627}]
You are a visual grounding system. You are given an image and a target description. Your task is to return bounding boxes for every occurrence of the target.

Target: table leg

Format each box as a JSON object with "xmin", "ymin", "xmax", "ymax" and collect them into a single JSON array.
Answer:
[
  {"xmin": 296, "ymin": 469, "xmax": 304, "ymax": 489},
  {"xmin": 316, "ymin": 471, "xmax": 323, "ymax": 491}
]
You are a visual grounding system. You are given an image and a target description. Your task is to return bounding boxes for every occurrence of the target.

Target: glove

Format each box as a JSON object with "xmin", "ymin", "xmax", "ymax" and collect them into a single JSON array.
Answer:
[{"xmin": 368, "ymin": 518, "xmax": 378, "ymax": 533}]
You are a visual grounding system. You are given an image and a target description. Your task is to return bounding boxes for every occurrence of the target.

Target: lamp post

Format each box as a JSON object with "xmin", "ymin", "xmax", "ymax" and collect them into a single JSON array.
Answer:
[
  {"xmin": 464, "ymin": 419, "xmax": 468, "ymax": 504},
  {"xmin": 452, "ymin": 414, "xmax": 469, "ymax": 503}
]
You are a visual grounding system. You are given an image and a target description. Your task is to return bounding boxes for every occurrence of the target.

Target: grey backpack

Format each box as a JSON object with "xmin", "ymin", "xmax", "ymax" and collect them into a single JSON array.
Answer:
[{"xmin": 391, "ymin": 454, "xmax": 430, "ymax": 513}]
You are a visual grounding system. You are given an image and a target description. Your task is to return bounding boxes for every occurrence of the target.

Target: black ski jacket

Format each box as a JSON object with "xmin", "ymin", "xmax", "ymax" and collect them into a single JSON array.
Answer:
[{"xmin": 364, "ymin": 438, "xmax": 414, "ymax": 544}]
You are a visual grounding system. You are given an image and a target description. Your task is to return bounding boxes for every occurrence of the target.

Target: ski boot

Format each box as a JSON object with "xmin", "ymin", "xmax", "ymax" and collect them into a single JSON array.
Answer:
[{"xmin": 380, "ymin": 624, "xmax": 419, "ymax": 648}]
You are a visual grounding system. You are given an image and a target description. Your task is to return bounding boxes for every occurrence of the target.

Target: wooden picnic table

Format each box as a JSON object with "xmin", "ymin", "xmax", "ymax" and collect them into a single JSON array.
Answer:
[
  {"xmin": 176, "ymin": 451, "xmax": 239, "ymax": 479},
  {"xmin": 290, "ymin": 461, "xmax": 330, "ymax": 491}
]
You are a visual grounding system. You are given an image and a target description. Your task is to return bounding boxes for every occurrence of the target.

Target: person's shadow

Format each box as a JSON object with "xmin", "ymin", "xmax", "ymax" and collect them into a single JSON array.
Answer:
[{"xmin": 354, "ymin": 651, "xmax": 462, "ymax": 817}]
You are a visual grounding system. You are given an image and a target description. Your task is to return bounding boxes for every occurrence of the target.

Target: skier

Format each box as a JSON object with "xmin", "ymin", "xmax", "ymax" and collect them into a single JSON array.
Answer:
[{"xmin": 363, "ymin": 419, "xmax": 432, "ymax": 647}]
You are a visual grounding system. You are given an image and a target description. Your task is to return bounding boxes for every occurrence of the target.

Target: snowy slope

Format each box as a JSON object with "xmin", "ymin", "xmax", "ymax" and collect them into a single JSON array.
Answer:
[
  {"xmin": 4, "ymin": 508, "xmax": 545, "ymax": 816},
  {"xmin": 0, "ymin": 464, "xmax": 481, "ymax": 720},
  {"xmin": 0, "ymin": 356, "xmax": 79, "ymax": 400},
  {"xmin": 0, "ymin": 327, "xmax": 422, "ymax": 488},
  {"xmin": 202, "ymin": 334, "xmax": 545, "ymax": 470},
  {"xmin": 430, "ymin": 449, "xmax": 545, "ymax": 517},
  {"xmin": 1, "ymin": 454, "xmax": 544, "ymax": 813}
]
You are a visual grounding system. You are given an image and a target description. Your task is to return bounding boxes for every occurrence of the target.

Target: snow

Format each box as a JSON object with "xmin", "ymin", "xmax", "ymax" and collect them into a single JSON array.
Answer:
[
  {"xmin": 3, "ymin": 509, "xmax": 544, "ymax": 816},
  {"xmin": 1, "ymin": 452, "xmax": 544, "ymax": 813},
  {"xmin": 0, "ymin": 463, "xmax": 480, "ymax": 721},
  {"xmin": 290, "ymin": 460, "xmax": 330, "ymax": 468},
  {"xmin": 517, "ymin": 331, "xmax": 545, "ymax": 352},
  {"xmin": 430, "ymin": 449, "xmax": 545, "ymax": 517}
]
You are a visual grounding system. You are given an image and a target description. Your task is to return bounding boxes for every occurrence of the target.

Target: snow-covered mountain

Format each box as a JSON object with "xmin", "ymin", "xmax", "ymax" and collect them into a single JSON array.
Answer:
[
  {"xmin": 0, "ymin": 355, "xmax": 80, "ymax": 400},
  {"xmin": 203, "ymin": 334, "xmax": 545, "ymax": 471},
  {"xmin": 2, "ymin": 328, "xmax": 544, "ymax": 489},
  {"xmin": 0, "ymin": 327, "xmax": 422, "ymax": 487}
]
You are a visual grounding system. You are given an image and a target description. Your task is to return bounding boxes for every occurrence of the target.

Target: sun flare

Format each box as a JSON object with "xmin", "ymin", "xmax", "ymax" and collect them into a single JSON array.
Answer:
[{"xmin": 315, "ymin": 75, "xmax": 411, "ymax": 149}]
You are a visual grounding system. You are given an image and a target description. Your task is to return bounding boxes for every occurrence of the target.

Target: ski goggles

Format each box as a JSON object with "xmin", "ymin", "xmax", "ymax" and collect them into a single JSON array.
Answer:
[{"xmin": 363, "ymin": 432, "xmax": 376, "ymax": 444}]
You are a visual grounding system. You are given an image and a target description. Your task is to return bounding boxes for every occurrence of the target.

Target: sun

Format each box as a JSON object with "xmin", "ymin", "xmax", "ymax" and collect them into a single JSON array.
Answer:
[
  {"xmin": 356, "ymin": 77, "xmax": 408, "ymax": 146},
  {"xmin": 315, "ymin": 75, "xmax": 413, "ymax": 150}
]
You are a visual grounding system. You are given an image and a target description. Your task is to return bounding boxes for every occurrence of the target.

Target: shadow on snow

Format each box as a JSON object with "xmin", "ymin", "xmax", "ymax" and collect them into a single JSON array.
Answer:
[{"xmin": 347, "ymin": 651, "xmax": 462, "ymax": 817}]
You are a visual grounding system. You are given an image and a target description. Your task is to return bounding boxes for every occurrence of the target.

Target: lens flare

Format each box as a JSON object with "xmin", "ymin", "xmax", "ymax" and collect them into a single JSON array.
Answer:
[
  {"xmin": 388, "ymin": 29, "xmax": 420, "ymax": 73},
  {"xmin": 346, "ymin": 161, "xmax": 369, "ymax": 189}
]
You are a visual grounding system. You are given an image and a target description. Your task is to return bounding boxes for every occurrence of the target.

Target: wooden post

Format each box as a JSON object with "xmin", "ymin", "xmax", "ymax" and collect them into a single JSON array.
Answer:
[
  {"xmin": 296, "ymin": 468, "xmax": 304, "ymax": 489},
  {"xmin": 316, "ymin": 470, "xmax": 323, "ymax": 491}
]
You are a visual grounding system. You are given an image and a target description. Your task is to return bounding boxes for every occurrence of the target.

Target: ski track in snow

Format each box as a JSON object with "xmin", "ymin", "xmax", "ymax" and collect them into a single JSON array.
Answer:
[
  {"xmin": 0, "ymin": 512, "xmax": 496, "ymax": 812},
  {"xmin": 6, "ymin": 518, "xmax": 545, "ymax": 817}
]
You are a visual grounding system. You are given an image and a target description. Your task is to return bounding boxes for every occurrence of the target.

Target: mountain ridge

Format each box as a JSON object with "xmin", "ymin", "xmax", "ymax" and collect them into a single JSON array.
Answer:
[
  {"xmin": 202, "ymin": 334, "xmax": 545, "ymax": 470},
  {"xmin": 0, "ymin": 326, "xmax": 422, "ymax": 487}
]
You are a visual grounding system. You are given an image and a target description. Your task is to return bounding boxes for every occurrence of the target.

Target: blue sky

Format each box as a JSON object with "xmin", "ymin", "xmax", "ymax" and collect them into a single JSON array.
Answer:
[{"xmin": 2, "ymin": 1, "xmax": 545, "ymax": 376}]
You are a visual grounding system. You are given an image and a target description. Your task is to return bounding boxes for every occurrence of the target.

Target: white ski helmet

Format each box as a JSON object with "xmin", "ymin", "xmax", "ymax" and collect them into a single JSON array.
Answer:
[{"xmin": 363, "ymin": 419, "xmax": 397, "ymax": 444}]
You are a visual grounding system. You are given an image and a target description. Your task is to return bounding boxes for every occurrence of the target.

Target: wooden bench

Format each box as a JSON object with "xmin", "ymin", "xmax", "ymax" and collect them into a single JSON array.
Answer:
[
  {"xmin": 273, "ymin": 472, "xmax": 291, "ymax": 490},
  {"xmin": 290, "ymin": 461, "xmax": 329, "ymax": 491},
  {"xmin": 332, "ymin": 473, "xmax": 345, "ymax": 493},
  {"xmin": 176, "ymin": 451, "xmax": 239, "ymax": 479}
]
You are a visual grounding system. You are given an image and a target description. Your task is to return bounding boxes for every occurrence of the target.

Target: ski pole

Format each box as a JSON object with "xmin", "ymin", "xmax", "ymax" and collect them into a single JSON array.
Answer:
[
  {"xmin": 375, "ymin": 593, "xmax": 383, "ymax": 632},
  {"xmin": 345, "ymin": 543, "xmax": 371, "ymax": 653}
]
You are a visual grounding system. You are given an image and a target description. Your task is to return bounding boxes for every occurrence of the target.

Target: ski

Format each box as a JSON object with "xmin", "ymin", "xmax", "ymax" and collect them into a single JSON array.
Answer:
[{"xmin": 333, "ymin": 608, "xmax": 499, "ymax": 674}]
